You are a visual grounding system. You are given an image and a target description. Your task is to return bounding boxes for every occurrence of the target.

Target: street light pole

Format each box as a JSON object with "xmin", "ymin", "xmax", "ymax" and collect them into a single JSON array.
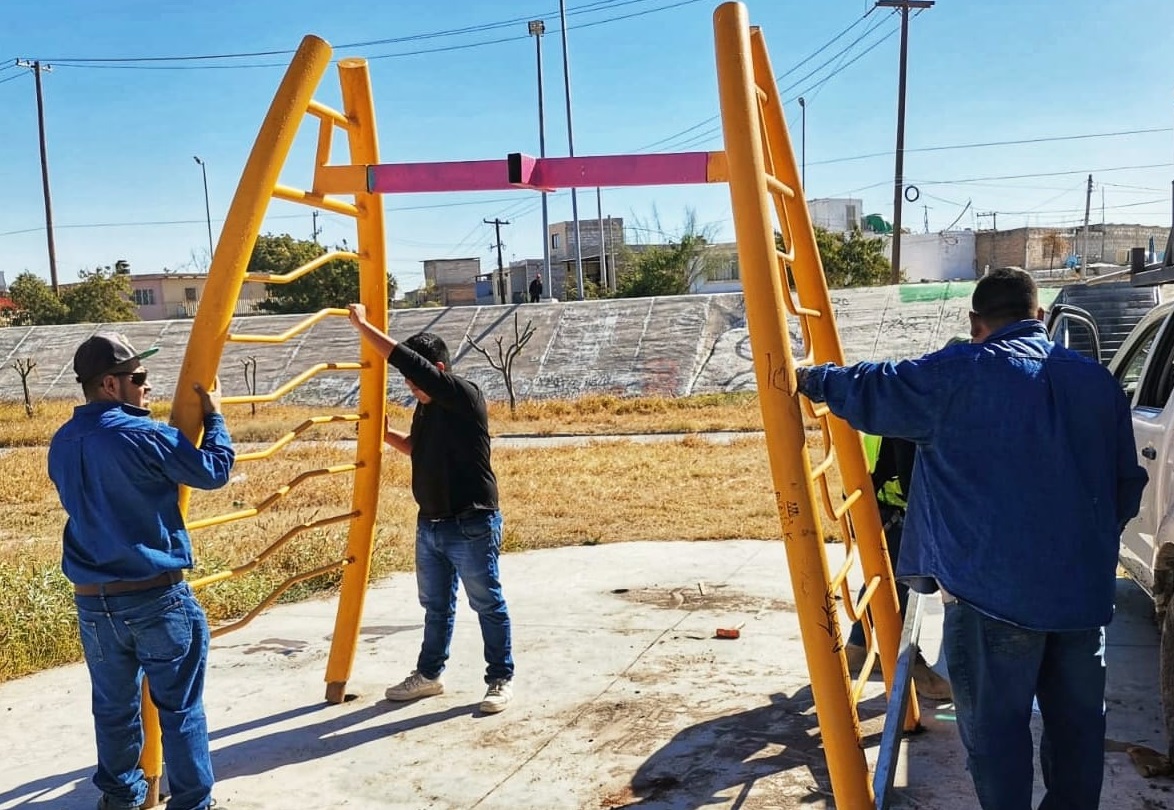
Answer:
[
  {"xmin": 797, "ymin": 96, "xmax": 806, "ymax": 190},
  {"xmin": 528, "ymin": 20, "xmax": 552, "ymax": 300},
  {"xmin": 192, "ymin": 156, "xmax": 214, "ymax": 262},
  {"xmin": 557, "ymin": 0, "xmax": 584, "ymax": 299}
]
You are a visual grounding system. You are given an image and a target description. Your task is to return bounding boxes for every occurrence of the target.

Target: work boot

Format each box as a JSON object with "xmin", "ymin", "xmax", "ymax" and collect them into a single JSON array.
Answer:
[
  {"xmin": 913, "ymin": 653, "xmax": 953, "ymax": 702},
  {"xmin": 385, "ymin": 671, "xmax": 444, "ymax": 702},
  {"xmin": 96, "ymin": 797, "xmax": 141, "ymax": 810},
  {"xmin": 480, "ymin": 678, "xmax": 513, "ymax": 714}
]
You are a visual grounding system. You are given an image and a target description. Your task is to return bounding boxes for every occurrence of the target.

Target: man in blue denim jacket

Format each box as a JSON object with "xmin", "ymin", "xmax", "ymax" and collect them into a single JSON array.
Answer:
[
  {"xmin": 796, "ymin": 268, "xmax": 1147, "ymax": 809},
  {"xmin": 348, "ymin": 303, "xmax": 515, "ymax": 715},
  {"xmin": 49, "ymin": 333, "xmax": 234, "ymax": 810}
]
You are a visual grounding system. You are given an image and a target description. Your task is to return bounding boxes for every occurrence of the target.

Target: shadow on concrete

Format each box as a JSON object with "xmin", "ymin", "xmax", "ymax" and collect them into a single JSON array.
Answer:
[
  {"xmin": 612, "ymin": 686, "xmax": 886, "ymax": 809},
  {"xmin": 212, "ymin": 699, "xmax": 480, "ymax": 781},
  {"xmin": 0, "ymin": 700, "xmax": 477, "ymax": 809}
]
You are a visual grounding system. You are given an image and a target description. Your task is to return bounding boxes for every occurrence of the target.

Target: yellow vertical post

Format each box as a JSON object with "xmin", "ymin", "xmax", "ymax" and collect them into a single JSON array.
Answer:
[
  {"xmin": 324, "ymin": 57, "xmax": 389, "ymax": 704},
  {"xmin": 714, "ymin": 3, "xmax": 872, "ymax": 808},
  {"xmin": 137, "ymin": 36, "xmax": 333, "ymax": 809},
  {"xmin": 172, "ymin": 35, "xmax": 334, "ymax": 446},
  {"xmin": 747, "ymin": 29, "xmax": 914, "ymax": 727}
]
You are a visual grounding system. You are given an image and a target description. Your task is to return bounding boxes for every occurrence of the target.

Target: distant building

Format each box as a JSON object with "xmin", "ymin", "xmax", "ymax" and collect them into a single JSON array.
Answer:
[
  {"xmin": 808, "ymin": 198, "xmax": 863, "ymax": 233},
  {"xmin": 886, "ymin": 231, "xmax": 977, "ymax": 282},
  {"xmin": 549, "ymin": 217, "xmax": 625, "ymax": 296},
  {"xmin": 973, "ymin": 224, "xmax": 1172, "ymax": 273},
  {"xmin": 127, "ymin": 273, "xmax": 269, "ymax": 321},
  {"xmin": 419, "ymin": 257, "xmax": 482, "ymax": 306}
]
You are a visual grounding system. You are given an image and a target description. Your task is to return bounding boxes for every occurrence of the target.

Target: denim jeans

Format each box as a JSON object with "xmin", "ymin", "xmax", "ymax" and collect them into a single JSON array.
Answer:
[
  {"xmin": 943, "ymin": 601, "xmax": 1106, "ymax": 810},
  {"xmin": 415, "ymin": 510, "xmax": 513, "ymax": 683},
  {"xmin": 74, "ymin": 582, "xmax": 214, "ymax": 810}
]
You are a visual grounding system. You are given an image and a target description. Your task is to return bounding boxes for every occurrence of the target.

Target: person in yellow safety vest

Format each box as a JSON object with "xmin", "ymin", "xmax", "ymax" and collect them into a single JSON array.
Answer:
[{"xmin": 845, "ymin": 432, "xmax": 954, "ymax": 702}]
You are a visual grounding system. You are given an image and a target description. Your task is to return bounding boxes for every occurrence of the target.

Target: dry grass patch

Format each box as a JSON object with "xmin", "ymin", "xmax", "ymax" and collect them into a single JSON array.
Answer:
[
  {"xmin": 0, "ymin": 392, "xmax": 764, "ymax": 448},
  {"xmin": 0, "ymin": 392, "xmax": 849, "ymax": 683}
]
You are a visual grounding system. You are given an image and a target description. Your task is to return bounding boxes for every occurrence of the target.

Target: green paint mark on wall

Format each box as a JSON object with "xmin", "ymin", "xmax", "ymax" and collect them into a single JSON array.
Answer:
[
  {"xmin": 899, "ymin": 282, "xmax": 975, "ymax": 303},
  {"xmin": 898, "ymin": 281, "xmax": 1060, "ymax": 308}
]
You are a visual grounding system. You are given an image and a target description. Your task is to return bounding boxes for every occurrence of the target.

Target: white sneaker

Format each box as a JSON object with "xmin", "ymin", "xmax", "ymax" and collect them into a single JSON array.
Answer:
[
  {"xmin": 385, "ymin": 671, "xmax": 444, "ymax": 702},
  {"xmin": 480, "ymin": 678, "xmax": 513, "ymax": 714}
]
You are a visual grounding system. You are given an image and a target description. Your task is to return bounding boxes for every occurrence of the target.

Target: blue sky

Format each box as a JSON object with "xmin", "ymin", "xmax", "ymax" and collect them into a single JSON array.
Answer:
[{"xmin": 1, "ymin": 0, "xmax": 1172, "ymax": 294}]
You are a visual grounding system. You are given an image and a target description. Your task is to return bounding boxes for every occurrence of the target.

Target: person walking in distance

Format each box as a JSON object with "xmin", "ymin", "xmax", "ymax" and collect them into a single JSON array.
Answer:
[
  {"xmin": 529, "ymin": 274, "xmax": 543, "ymax": 304},
  {"xmin": 49, "ymin": 333, "xmax": 234, "ymax": 810},
  {"xmin": 347, "ymin": 303, "xmax": 515, "ymax": 713},
  {"xmin": 795, "ymin": 269, "xmax": 1147, "ymax": 809}
]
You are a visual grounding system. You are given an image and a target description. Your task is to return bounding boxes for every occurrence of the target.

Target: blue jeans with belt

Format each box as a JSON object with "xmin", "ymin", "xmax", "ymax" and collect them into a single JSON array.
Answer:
[
  {"xmin": 943, "ymin": 600, "xmax": 1106, "ymax": 810},
  {"xmin": 415, "ymin": 509, "xmax": 513, "ymax": 683},
  {"xmin": 74, "ymin": 582, "xmax": 214, "ymax": 810}
]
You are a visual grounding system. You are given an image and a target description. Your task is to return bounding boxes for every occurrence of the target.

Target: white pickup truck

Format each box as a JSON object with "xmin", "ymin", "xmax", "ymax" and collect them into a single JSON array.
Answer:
[{"xmin": 1049, "ymin": 279, "xmax": 1174, "ymax": 764}]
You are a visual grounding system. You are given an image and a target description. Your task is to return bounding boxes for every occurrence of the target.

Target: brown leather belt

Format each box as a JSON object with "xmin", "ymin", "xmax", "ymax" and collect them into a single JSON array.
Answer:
[{"xmin": 74, "ymin": 570, "xmax": 183, "ymax": 597}]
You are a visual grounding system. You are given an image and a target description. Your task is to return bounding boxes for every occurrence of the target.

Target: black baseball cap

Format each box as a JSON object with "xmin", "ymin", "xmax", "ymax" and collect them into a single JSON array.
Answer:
[{"xmin": 73, "ymin": 333, "xmax": 159, "ymax": 384}]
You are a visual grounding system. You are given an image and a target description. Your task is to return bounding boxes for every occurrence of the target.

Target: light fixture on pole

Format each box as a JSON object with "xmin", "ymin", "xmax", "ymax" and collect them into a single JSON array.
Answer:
[
  {"xmin": 557, "ymin": 0, "xmax": 584, "ymax": 299},
  {"xmin": 797, "ymin": 96, "xmax": 806, "ymax": 191},
  {"xmin": 528, "ymin": 19, "xmax": 552, "ymax": 300},
  {"xmin": 192, "ymin": 156, "xmax": 214, "ymax": 262}
]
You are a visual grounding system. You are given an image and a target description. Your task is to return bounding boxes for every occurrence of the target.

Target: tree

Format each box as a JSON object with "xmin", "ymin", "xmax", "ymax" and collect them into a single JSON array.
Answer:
[
  {"xmin": 60, "ymin": 267, "xmax": 139, "ymax": 323},
  {"xmin": 250, "ymin": 233, "xmax": 398, "ymax": 314},
  {"xmin": 8, "ymin": 272, "xmax": 67, "ymax": 325},
  {"xmin": 1043, "ymin": 232, "xmax": 1068, "ymax": 271},
  {"xmin": 782, "ymin": 227, "xmax": 892, "ymax": 288},
  {"xmin": 614, "ymin": 209, "xmax": 718, "ymax": 299},
  {"xmin": 468, "ymin": 312, "xmax": 536, "ymax": 415},
  {"xmin": 11, "ymin": 358, "xmax": 36, "ymax": 417}
]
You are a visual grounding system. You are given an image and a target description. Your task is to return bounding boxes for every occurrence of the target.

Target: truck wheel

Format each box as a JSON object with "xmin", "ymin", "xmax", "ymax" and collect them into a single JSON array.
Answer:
[{"xmin": 1163, "ymin": 606, "xmax": 1174, "ymax": 762}]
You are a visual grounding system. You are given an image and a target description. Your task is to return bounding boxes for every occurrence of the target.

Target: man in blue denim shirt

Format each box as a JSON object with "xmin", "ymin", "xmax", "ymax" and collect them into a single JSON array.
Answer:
[
  {"xmin": 796, "ymin": 269, "xmax": 1147, "ymax": 809},
  {"xmin": 49, "ymin": 333, "xmax": 234, "ymax": 810},
  {"xmin": 348, "ymin": 303, "xmax": 515, "ymax": 714}
]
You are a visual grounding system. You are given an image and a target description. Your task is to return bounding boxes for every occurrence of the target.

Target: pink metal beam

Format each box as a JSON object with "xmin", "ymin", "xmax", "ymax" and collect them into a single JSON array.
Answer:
[{"xmin": 365, "ymin": 152, "xmax": 725, "ymax": 195}]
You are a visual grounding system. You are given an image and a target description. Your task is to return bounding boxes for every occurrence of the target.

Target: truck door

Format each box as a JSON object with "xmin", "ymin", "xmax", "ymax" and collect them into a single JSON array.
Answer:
[
  {"xmin": 1114, "ymin": 313, "xmax": 1173, "ymax": 592},
  {"xmin": 1046, "ymin": 304, "xmax": 1102, "ymax": 363}
]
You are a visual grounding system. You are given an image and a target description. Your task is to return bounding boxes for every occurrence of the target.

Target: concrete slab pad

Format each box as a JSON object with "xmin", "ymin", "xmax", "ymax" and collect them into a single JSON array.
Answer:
[{"xmin": 0, "ymin": 541, "xmax": 1169, "ymax": 809}]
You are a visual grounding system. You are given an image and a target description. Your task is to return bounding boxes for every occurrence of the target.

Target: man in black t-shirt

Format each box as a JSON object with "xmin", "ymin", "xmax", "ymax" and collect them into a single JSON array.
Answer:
[{"xmin": 348, "ymin": 303, "xmax": 515, "ymax": 714}]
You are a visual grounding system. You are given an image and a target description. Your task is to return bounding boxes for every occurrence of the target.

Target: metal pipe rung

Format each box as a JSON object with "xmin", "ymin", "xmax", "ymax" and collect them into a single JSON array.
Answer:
[
  {"xmin": 210, "ymin": 557, "xmax": 352, "ymax": 637},
  {"xmin": 272, "ymin": 184, "xmax": 361, "ymax": 218},
  {"xmin": 306, "ymin": 99, "xmax": 352, "ymax": 129}
]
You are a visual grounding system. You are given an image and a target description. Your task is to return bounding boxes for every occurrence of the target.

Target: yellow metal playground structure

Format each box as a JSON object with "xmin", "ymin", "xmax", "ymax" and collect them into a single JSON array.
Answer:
[{"xmin": 137, "ymin": 3, "xmax": 922, "ymax": 807}]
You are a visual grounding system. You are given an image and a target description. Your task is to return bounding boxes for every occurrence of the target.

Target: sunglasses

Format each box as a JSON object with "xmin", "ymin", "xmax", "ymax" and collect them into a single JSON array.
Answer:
[{"xmin": 113, "ymin": 370, "xmax": 149, "ymax": 387}]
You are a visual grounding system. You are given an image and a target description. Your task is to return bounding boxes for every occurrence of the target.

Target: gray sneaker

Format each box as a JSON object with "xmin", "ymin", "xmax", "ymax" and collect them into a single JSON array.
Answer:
[
  {"xmin": 385, "ymin": 671, "xmax": 444, "ymax": 702},
  {"xmin": 480, "ymin": 678, "xmax": 513, "ymax": 713}
]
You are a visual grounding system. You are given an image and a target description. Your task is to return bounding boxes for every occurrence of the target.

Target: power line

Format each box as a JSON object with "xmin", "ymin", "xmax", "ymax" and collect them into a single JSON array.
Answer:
[
  {"xmin": 809, "ymin": 126, "xmax": 1174, "ymax": 167},
  {"xmin": 916, "ymin": 162, "xmax": 1174, "ymax": 186},
  {"xmin": 646, "ymin": 14, "xmax": 900, "ymax": 153},
  {"xmin": 633, "ymin": 7, "xmax": 878, "ymax": 152},
  {"xmin": 37, "ymin": 0, "xmax": 703, "ymax": 70}
]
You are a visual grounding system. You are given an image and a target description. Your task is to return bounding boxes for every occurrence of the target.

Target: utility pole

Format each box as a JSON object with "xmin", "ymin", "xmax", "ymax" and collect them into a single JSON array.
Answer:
[
  {"xmin": 312, "ymin": 210, "xmax": 322, "ymax": 244},
  {"xmin": 16, "ymin": 59, "xmax": 59, "ymax": 293},
  {"xmin": 485, "ymin": 218, "xmax": 510, "ymax": 304},
  {"xmin": 876, "ymin": 0, "xmax": 933, "ymax": 285},
  {"xmin": 558, "ymin": 0, "xmax": 585, "ymax": 299},
  {"xmin": 923, "ymin": 204, "xmax": 930, "ymax": 234},
  {"xmin": 596, "ymin": 187, "xmax": 607, "ymax": 290},
  {"xmin": 528, "ymin": 20, "xmax": 552, "ymax": 300},
  {"xmin": 1081, "ymin": 174, "xmax": 1093, "ymax": 277},
  {"xmin": 1100, "ymin": 187, "xmax": 1105, "ymax": 262}
]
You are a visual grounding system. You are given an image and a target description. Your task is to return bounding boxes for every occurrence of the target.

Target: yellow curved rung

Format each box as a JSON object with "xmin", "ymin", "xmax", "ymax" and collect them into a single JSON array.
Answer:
[
  {"xmin": 306, "ymin": 99, "xmax": 351, "ymax": 128},
  {"xmin": 220, "ymin": 362, "xmax": 363, "ymax": 404},
  {"xmin": 189, "ymin": 510, "xmax": 359, "ymax": 590},
  {"xmin": 210, "ymin": 557, "xmax": 351, "ymax": 638},
  {"xmin": 236, "ymin": 414, "xmax": 364, "ymax": 462},
  {"xmin": 228, "ymin": 309, "xmax": 351, "ymax": 343},
  {"xmin": 272, "ymin": 183, "xmax": 361, "ymax": 217},
  {"xmin": 245, "ymin": 252, "xmax": 360, "ymax": 286},
  {"xmin": 187, "ymin": 463, "xmax": 360, "ymax": 530}
]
